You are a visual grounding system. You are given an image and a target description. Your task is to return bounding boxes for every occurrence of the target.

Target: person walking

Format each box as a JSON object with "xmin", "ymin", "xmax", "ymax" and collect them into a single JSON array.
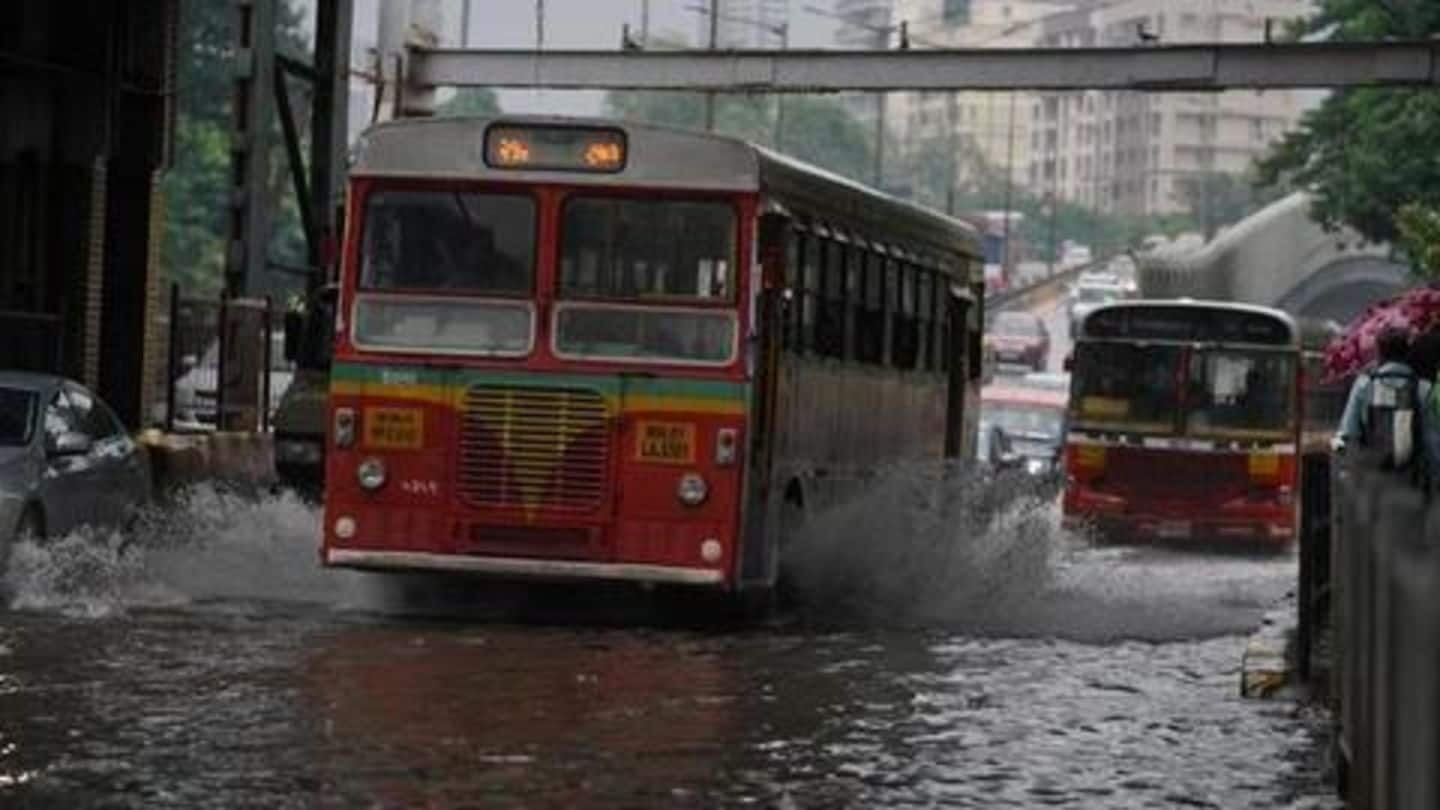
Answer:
[{"xmin": 1336, "ymin": 327, "xmax": 1429, "ymax": 482}]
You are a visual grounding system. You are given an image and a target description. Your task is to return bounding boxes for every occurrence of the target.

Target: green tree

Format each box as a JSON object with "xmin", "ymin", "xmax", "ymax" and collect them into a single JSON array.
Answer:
[
  {"xmin": 1176, "ymin": 171, "xmax": 1282, "ymax": 239},
  {"xmin": 1397, "ymin": 203, "xmax": 1440, "ymax": 281},
  {"xmin": 163, "ymin": 0, "xmax": 310, "ymax": 298},
  {"xmin": 437, "ymin": 88, "xmax": 502, "ymax": 118},
  {"xmin": 1256, "ymin": 0, "xmax": 1440, "ymax": 246}
]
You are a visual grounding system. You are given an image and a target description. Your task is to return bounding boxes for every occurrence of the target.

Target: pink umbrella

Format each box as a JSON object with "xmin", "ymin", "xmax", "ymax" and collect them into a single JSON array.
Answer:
[{"xmin": 1323, "ymin": 285, "xmax": 1440, "ymax": 382}]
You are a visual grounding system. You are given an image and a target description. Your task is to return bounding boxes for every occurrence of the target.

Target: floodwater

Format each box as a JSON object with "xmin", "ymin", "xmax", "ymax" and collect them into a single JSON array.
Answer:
[{"xmin": 0, "ymin": 480, "xmax": 1341, "ymax": 809}]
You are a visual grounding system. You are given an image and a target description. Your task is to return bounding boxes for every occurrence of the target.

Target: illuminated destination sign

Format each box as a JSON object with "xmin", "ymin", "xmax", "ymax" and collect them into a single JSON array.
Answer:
[{"xmin": 484, "ymin": 125, "xmax": 627, "ymax": 173}]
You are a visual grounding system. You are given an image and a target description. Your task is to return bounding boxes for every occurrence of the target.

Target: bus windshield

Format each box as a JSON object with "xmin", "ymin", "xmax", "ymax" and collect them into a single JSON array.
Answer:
[
  {"xmin": 355, "ymin": 190, "xmax": 536, "ymax": 355},
  {"xmin": 1071, "ymin": 343, "xmax": 1182, "ymax": 434},
  {"xmin": 1186, "ymin": 349, "xmax": 1296, "ymax": 438},
  {"xmin": 1071, "ymin": 343, "xmax": 1297, "ymax": 438},
  {"xmin": 556, "ymin": 197, "xmax": 738, "ymax": 364}
]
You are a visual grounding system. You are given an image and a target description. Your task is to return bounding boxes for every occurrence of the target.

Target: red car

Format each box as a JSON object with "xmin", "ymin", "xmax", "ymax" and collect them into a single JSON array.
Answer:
[{"xmin": 985, "ymin": 311, "xmax": 1051, "ymax": 371}]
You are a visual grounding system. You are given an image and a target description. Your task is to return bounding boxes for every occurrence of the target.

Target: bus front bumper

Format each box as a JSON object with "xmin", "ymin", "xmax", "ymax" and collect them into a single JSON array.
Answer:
[
  {"xmin": 1063, "ymin": 491, "xmax": 1295, "ymax": 545},
  {"xmin": 325, "ymin": 548, "xmax": 727, "ymax": 587}
]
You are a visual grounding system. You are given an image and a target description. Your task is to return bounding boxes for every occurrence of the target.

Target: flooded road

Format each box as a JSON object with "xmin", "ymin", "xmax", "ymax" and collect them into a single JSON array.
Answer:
[{"xmin": 0, "ymin": 488, "xmax": 1340, "ymax": 808}]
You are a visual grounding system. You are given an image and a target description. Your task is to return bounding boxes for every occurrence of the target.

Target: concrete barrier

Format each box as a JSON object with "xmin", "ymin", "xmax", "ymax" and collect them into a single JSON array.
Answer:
[
  {"xmin": 1329, "ymin": 463, "xmax": 1440, "ymax": 809},
  {"xmin": 138, "ymin": 430, "xmax": 276, "ymax": 494}
]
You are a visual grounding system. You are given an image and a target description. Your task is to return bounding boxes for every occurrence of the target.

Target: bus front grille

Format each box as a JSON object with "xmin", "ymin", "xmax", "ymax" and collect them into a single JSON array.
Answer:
[{"xmin": 458, "ymin": 385, "xmax": 611, "ymax": 511}]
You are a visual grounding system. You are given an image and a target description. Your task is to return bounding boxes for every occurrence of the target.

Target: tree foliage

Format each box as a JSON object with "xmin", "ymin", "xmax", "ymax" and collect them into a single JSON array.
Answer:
[
  {"xmin": 1397, "ymin": 204, "xmax": 1440, "ymax": 281},
  {"xmin": 162, "ymin": 0, "xmax": 310, "ymax": 298},
  {"xmin": 437, "ymin": 88, "xmax": 502, "ymax": 118},
  {"xmin": 1176, "ymin": 171, "xmax": 1283, "ymax": 239},
  {"xmin": 1256, "ymin": 0, "xmax": 1440, "ymax": 248}
]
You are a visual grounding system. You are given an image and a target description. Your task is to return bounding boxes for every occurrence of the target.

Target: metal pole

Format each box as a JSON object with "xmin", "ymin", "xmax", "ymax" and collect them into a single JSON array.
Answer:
[
  {"xmin": 1048, "ymin": 192, "xmax": 1059, "ymax": 276},
  {"xmin": 262, "ymin": 297, "xmax": 273, "ymax": 433},
  {"xmin": 1001, "ymin": 91, "xmax": 1016, "ymax": 274},
  {"xmin": 641, "ymin": 0, "xmax": 650, "ymax": 44},
  {"xmin": 873, "ymin": 93, "xmax": 886, "ymax": 188},
  {"xmin": 461, "ymin": 0, "xmax": 471, "ymax": 47},
  {"xmin": 945, "ymin": 91, "xmax": 957, "ymax": 215},
  {"xmin": 166, "ymin": 283, "xmax": 179, "ymax": 433},
  {"xmin": 704, "ymin": 0, "xmax": 719, "ymax": 130},
  {"xmin": 225, "ymin": 0, "xmax": 276, "ymax": 298},
  {"xmin": 376, "ymin": 0, "xmax": 409, "ymax": 122},
  {"xmin": 774, "ymin": 23, "xmax": 788, "ymax": 149},
  {"xmin": 310, "ymin": 0, "xmax": 351, "ymax": 290}
]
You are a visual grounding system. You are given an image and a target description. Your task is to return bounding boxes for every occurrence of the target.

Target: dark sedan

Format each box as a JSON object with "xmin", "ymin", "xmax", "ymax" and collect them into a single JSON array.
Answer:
[
  {"xmin": 985, "ymin": 311, "xmax": 1051, "ymax": 371},
  {"xmin": 0, "ymin": 373, "xmax": 150, "ymax": 570}
]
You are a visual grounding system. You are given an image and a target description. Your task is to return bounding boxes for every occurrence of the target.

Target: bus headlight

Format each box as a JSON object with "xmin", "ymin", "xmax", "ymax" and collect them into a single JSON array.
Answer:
[
  {"xmin": 677, "ymin": 473, "xmax": 709, "ymax": 507},
  {"xmin": 356, "ymin": 457, "xmax": 387, "ymax": 491}
]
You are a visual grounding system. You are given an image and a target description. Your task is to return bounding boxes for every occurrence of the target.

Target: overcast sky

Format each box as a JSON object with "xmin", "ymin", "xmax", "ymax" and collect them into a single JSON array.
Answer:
[{"xmin": 334, "ymin": 1, "xmax": 843, "ymax": 116}]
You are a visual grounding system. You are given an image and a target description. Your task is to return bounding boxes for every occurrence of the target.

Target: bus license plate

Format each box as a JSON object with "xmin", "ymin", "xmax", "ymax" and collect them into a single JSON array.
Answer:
[
  {"xmin": 636, "ymin": 421, "xmax": 695, "ymax": 464},
  {"xmin": 364, "ymin": 407, "xmax": 424, "ymax": 450}
]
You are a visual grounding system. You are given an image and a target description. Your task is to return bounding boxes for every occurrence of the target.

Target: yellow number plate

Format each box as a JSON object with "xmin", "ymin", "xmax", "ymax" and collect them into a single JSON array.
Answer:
[
  {"xmin": 636, "ymin": 421, "xmax": 696, "ymax": 464},
  {"xmin": 364, "ymin": 407, "xmax": 424, "ymax": 450}
]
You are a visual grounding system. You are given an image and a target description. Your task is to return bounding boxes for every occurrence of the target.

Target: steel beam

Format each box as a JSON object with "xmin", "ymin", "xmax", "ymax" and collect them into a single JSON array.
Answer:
[
  {"xmin": 410, "ymin": 41, "xmax": 1440, "ymax": 92},
  {"xmin": 225, "ymin": 0, "xmax": 276, "ymax": 297}
]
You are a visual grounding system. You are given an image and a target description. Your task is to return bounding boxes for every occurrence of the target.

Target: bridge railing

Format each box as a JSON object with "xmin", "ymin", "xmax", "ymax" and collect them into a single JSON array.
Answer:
[{"xmin": 1323, "ymin": 459, "xmax": 1440, "ymax": 809}]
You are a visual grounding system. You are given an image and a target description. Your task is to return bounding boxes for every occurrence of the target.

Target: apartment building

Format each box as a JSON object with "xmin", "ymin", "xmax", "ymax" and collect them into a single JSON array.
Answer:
[
  {"xmin": 1030, "ymin": 0, "xmax": 1316, "ymax": 216},
  {"xmin": 879, "ymin": 0, "xmax": 1316, "ymax": 216},
  {"xmin": 887, "ymin": 0, "xmax": 1068, "ymax": 199}
]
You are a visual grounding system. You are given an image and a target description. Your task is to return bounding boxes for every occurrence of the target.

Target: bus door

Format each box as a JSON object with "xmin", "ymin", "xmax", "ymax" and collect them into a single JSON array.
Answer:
[
  {"xmin": 945, "ymin": 286, "xmax": 978, "ymax": 460},
  {"xmin": 739, "ymin": 213, "xmax": 789, "ymax": 588}
]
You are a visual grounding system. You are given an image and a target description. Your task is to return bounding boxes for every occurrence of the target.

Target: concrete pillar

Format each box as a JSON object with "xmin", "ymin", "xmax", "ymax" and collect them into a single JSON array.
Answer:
[{"xmin": 81, "ymin": 157, "xmax": 107, "ymax": 392}]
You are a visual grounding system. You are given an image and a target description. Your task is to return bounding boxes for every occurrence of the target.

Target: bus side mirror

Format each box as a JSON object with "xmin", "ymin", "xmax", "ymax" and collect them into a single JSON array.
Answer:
[{"xmin": 283, "ymin": 311, "xmax": 303, "ymax": 362}]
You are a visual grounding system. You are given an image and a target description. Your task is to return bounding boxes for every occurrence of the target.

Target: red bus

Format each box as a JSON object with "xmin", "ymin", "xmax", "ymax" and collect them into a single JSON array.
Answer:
[
  {"xmin": 1062, "ymin": 301, "xmax": 1301, "ymax": 546},
  {"xmin": 321, "ymin": 117, "xmax": 986, "ymax": 596}
]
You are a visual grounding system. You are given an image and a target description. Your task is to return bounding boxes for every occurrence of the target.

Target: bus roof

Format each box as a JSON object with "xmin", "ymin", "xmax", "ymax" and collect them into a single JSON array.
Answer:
[
  {"xmin": 1075, "ymin": 299, "xmax": 1298, "ymax": 347},
  {"xmin": 350, "ymin": 115, "xmax": 979, "ymax": 258}
]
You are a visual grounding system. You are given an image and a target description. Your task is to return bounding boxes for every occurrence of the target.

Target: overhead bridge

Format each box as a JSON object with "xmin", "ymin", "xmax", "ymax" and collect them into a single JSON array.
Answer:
[
  {"xmin": 1137, "ymin": 193, "xmax": 1409, "ymax": 328},
  {"xmin": 409, "ymin": 41, "xmax": 1440, "ymax": 94}
]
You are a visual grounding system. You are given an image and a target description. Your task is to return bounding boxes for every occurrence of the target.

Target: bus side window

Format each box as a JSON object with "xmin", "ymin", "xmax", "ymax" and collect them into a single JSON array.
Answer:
[
  {"xmin": 817, "ymin": 238, "xmax": 846, "ymax": 358},
  {"xmin": 884, "ymin": 258, "xmax": 900, "ymax": 367},
  {"xmin": 798, "ymin": 232, "xmax": 818, "ymax": 354},
  {"xmin": 782, "ymin": 228, "xmax": 800, "ymax": 351},
  {"xmin": 846, "ymin": 242, "xmax": 864, "ymax": 362},
  {"xmin": 892, "ymin": 262, "xmax": 918, "ymax": 370},
  {"xmin": 917, "ymin": 268, "xmax": 934, "ymax": 372},
  {"xmin": 858, "ymin": 250, "xmax": 884, "ymax": 365}
]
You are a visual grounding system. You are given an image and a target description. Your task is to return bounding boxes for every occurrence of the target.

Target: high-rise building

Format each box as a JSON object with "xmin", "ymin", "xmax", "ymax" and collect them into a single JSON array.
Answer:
[
  {"xmin": 888, "ymin": 0, "xmax": 1318, "ymax": 219},
  {"xmin": 1028, "ymin": 0, "xmax": 1317, "ymax": 217}
]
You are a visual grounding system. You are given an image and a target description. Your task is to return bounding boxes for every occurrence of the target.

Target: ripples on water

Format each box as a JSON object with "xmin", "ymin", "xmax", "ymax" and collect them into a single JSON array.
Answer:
[{"xmin": 0, "ymin": 475, "xmax": 1341, "ymax": 808}]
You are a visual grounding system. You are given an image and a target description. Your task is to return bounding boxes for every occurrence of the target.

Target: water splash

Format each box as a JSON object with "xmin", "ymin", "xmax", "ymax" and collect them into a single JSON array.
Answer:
[
  {"xmin": 2, "ymin": 485, "xmax": 371, "ymax": 618},
  {"xmin": 783, "ymin": 463, "xmax": 1295, "ymax": 642}
]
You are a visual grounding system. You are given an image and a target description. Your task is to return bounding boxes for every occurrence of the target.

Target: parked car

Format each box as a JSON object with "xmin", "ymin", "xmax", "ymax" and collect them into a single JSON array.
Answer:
[
  {"xmin": 985, "ymin": 310, "xmax": 1051, "ymax": 371},
  {"xmin": 172, "ymin": 332, "xmax": 294, "ymax": 431},
  {"xmin": 0, "ymin": 373, "xmax": 150, "ymax": 570}
]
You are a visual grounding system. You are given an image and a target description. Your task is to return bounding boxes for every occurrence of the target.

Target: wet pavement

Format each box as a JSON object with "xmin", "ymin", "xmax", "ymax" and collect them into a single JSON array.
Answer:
[{"xmin": 0, "ymin": 488, "xmax": 1341, "ymax": 809}]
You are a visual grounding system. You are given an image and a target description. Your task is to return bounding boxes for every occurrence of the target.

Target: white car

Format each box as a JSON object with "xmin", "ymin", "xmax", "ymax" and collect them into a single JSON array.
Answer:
[{"xmin": 171, "ymin": 334, "xmax": 293, "ymax": 431}]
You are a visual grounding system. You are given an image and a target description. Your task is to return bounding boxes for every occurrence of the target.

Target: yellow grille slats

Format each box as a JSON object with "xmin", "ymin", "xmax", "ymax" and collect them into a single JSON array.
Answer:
[{"xmin": 458, "ymin": 385, "xmax": 611, "ymax": 512}]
